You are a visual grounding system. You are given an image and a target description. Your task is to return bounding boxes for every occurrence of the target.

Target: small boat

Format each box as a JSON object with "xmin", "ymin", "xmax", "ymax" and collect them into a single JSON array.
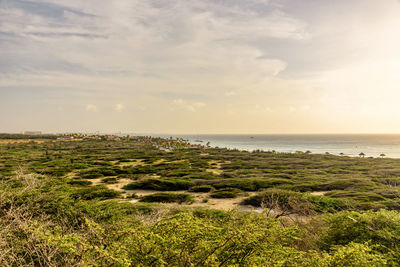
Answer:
[
  {"xmin": 250, "ymin": 136, "xmax": 254, "ymax": 139},
  {"xmin": 194, "ymin": 140, "xmax": 203, "ymax": 142}
]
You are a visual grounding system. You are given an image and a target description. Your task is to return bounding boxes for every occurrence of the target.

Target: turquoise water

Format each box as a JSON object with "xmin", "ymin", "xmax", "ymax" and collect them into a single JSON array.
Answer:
[{"xmin": 152, "ymin": 134, "xmax": 400, "ymax": 158}]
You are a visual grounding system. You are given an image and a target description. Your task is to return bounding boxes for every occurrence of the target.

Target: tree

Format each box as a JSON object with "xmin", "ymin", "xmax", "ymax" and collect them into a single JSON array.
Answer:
[{"xmin": 359, "ymin": 152, "xmax": 365, "ymax": 158}]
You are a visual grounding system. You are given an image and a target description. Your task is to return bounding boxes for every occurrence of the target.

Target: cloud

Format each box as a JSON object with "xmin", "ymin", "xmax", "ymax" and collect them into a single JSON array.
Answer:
[
  {"xmin": 86, "ymin": 104, "xmax": 97, "ymax": 112},
  {"xmin": 114, "ymin": 103, "xmax": 125, "ymax": 112},
  {"xmin": 172, "ymin": 99, "xmax": 206, "ymax": 112},
  {"xmin": 225, "ymin": 91, "xmax": 237, "ymax": 97},
  {"xmin": 0, "ymin": 0, "xmax": 301, "ymax": 79}
]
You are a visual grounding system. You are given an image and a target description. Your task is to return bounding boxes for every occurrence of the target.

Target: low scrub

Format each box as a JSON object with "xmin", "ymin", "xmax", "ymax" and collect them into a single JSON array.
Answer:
[
  {"xmin": 189, "ymin": 185, "xmax": 214, "ymax": 192},
  {"xmin": 72, "ymin": 185, "xmax": 121, "ymax": 200},
  {"xmin": 242, "ymin": 189, "xmax": 345, "ymax": 216},
  {"xmin": 210, "ymin": 188, "xmax": 243, "ymax": 199},
  {"xmin": 140, "ymin": 192, "xmax": 194, "ymax": 204},
  {"xmin": 213, "ymin": 178, "xmax": 290, "ymax": 191},
  {"xmin": 67, "ymin": 179, "xmax": 92, "ymax": 186},
  {"xmin": 123, "ymin": 178, "xmax": 195, "ymax": 191},
  {"xmin": 316, "ymin": 209, "xmax": 400, "ymax": 265}
]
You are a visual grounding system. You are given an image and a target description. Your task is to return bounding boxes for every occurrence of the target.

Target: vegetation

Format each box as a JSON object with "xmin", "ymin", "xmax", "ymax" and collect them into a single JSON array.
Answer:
[
  {"xmin": 140, "ymin": 192, "xmax": 194, "ymax": 204},
  {"xmin": 123, "ymin": 178, "xmax": 195, "ymax": 191},
  {"xmin": 67, "ymin": 179, "xmax": 92, "ymax": 186},
  {"xmin": 243, "ymin": 189, "xmax": 346, "ymax": 214},
  {"xmin": 189, "ymin": 184, "xmax": 214, "ymax": 192},
  {"xmin": 210, "ymin": 188, "xmax": 244, "ymax": 198},
  {"xmin": 1, "ymin": 135, "xmax": 400, "ymax": 265}
]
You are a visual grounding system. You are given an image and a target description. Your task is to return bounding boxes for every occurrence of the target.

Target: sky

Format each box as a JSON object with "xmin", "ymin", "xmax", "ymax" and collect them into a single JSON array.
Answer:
[{"xmin": 1, "ymin": 0, "xmax": 400, "ymax": 134}]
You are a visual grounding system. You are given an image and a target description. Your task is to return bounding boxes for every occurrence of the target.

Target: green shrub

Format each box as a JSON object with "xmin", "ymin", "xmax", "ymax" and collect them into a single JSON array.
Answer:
[
  {"xmin": 327, "ymin": 191, "xmax": 385, "ymax": 201},
  {"xmin": 210, "ymin": 188, "xmax": 243, "ymax": 198},
  {"xmin": 243, "ymin": 189, "xmax": 303, "ymax": 207},
  {"xmin": 213, "ymin": 178, "xmax": 290, "ymax": 191},
  {"xmin": 307, "ymin": 195, "xmax": 347, "ymax": 213},
  {"xmin": 243, "ymin": 189, "xmax": 345, "ymax": 214},
  {"xmin": 123, "ymin": 178, "xmax": 195, "ymax": 191},
  {"xmin": 67, "ymin": 180, "xmax": 92, "ymax": 186},
  {"xmin": 79, "ymin": 170, "xmax": 104, "ymax": 179},
  {"xmin": 319, "ymin": 242, "xmax": 387, "ymax": 266},
  {"xmin": 189, "ymin": 185, "xmax": 214, "ymax": 192},
  {"xmin": 95, "ymin": 168, "xmax": 118, "ymax": 176},
  {"xmin": 140, "ymin": 193, "xmax": 194, "ymax": 204},
  {"xmin": 72, "ymin": 185, "xmax": 121, "ymax": 200},
  {"xmin": 318, "ymin": 210, "xmax": 400, "ymax": 265}
]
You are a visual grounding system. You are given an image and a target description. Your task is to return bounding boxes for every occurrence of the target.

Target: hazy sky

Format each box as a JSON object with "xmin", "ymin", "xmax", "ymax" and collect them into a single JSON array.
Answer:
[{"xmin": 1, "ymin": 0, "xmax": 400, "ymax": 134}]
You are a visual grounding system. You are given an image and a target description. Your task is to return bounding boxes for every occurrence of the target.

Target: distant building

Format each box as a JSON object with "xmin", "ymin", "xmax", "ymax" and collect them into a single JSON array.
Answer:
[{"xmin": 22, "ymin": 131, "xmax": 42, "ymax": 135}]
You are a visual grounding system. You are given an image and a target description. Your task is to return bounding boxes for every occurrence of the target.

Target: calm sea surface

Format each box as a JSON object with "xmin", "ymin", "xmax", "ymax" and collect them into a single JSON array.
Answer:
[{"xmin": 150, "ymin": 134, "xmax": 400, "ymax": 158}]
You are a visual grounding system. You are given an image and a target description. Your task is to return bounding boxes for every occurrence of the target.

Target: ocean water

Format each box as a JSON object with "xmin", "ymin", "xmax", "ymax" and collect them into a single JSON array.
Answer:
[{"xmin": 152, "ymin": 134, "xmax": 400, "ymax": 158}]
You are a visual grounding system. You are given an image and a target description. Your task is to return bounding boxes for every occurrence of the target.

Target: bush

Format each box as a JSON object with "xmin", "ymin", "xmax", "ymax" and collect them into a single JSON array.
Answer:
[
  {"xmin": 67, "ymin": 180, "xmax": 92, "ymax": 186},
  {"xmin": 95, "ymin": 168, "xmax": 118, "ymax": 176},
  {"xmin": 306, "ymin": 195, "xmax": 347, "ymax": 213},
  {"xmin": 123, "ymin": 178, "xmax": 195, "ymax": 191},
  {"xmin": 243, "ymin": 189, "xmax": 345, "ymax": 214},
  {"xmin": 242, "ymin": 189, "xmax": 317, "ymax": 217},
  {"xmin": 319, "ymin": 242, "xmax": 387, "ymax": 266},
  {"xmin": 71, "ymin": 185, "xmax": 121, "ymax": 200},
  {"xmin": 80, "ymin": 172, "xmax": 104, "ymax": 179},
  {"xmin": 213, "ymin": 178, "xmax": 290, "ymax": 191},
  {"xmin": 210, "ymin": 188, "xmax": 243, "ymax": 199},
  {"xmin": 140, "ymin": 193, "xmax": 194, "ymax": 204},
  {"xmin": 189, "ymin": 185, "xmax": 214, "ymax": 192},
  {"xmin": 317, "ymin": 209, "xmax": 400, "ymax": 264}
]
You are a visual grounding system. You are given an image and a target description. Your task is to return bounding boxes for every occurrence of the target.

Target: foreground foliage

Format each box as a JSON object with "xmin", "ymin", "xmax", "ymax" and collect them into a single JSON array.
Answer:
[{"xmin": 0, "ymin": 174, "xmax": 396, "ymax": 266}]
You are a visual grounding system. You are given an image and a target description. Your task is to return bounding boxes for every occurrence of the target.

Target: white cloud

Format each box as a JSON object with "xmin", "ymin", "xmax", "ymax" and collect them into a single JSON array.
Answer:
[
  {"xmin": 86, "ymin": 104, "xmax": 97, "ymax": 112},
  {"xmin": 172, "ymin": 99, "xmax": 206, "ymax": 112},
  {"xmin": 225, "ymin": 91, "xmax": 237, "ymax": 97},
  {"xmin": 114, "ymin": 103, "xmax": 125, "ymax": 112}
]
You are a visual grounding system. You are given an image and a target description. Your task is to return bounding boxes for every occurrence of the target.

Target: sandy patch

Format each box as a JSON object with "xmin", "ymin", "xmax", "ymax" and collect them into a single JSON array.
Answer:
[
  {"xmin": 107, "ymin": 179, "xmax": 134, "ymax": 191},
  {"xmin": 207, "ymin": 160, "xmax": 223, "ymax": 175},
  {"xmin": 153, "ymin": 159, "xmax": 166, "ymax": 164},
  {"xmin": 118, "ymin": 159, "xmax": 144, "ymax": 167},
  {"xmin": 309, "ymin": 191, "xmax": 328, "ymax": 196}
]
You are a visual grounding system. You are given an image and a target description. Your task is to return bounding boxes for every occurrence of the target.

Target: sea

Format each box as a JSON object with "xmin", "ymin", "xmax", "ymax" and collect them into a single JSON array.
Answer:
[{"xmin": 147, "ymin": 134, "xmax": 400, "ymax": 159}]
